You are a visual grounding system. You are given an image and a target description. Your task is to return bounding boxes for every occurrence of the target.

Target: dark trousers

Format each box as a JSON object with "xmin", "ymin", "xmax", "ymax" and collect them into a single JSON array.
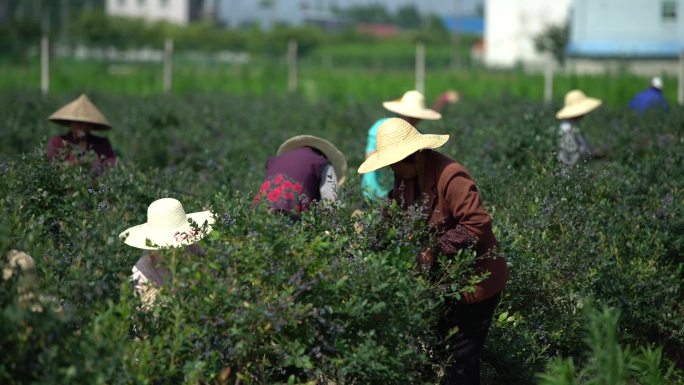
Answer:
[{"xmin": 437, "ymin": 292, "xmax": 501, "ymax": 385}]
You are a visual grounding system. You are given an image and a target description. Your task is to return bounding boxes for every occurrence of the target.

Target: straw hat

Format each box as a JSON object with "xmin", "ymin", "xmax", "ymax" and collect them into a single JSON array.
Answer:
[
  {"xmin": 119, "ymin": 198, "xmax": 214, "ymax": 250},
  {"xmin": 383, "ymin": 90, "xmax": 442, "ymax": 120},
  {"xmin": 556, "ymin": 90, "xmax": 602, "ymax": 119},
  {"xmin": 278, "ymin": 135, "xmax": 348, "ymax": 185},
  {"xmin": 358, "ymin": 118, "xmax": 449, "ymax": 174},
  {"xmin": 48, "ymin": 94, "xmax": 111, "ymax": 130}
]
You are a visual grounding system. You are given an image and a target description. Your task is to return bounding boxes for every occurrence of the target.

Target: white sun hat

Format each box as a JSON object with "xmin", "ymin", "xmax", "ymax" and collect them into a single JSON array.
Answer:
[
  {"xmin": 48, "ymin": 94, "xmax": 111, "ymax": 130},
  {"xmin": 383, "ymin": 90, "xmax": 442, "ymax": 120},
  {"xmin": 358, "ymin": 118, "xmax": 449, "ymax": 174},
  {"xmin": 278, "ymin": 135, "xmax": 348, "ymax": 185},
  {"xmin": 651, "ymin": 76, "xmax": 663, "ymax": 90},
  {"xmin": 119, "ymin": 198, "xmax": 214, "ymax": 250},
  {"xmin": 556, "ymin": 89, "xmax": 602, "ymax": 120}
]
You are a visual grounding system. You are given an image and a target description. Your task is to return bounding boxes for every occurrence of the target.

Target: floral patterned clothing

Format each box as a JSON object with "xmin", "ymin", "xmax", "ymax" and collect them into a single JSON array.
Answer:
[
  {"xmin": 254, "ymin": 147, "xmax": 335, "ymax": 213},
  {"xmin": 558, "ymin": 121, "xmax": 591, "ymax": 166}
]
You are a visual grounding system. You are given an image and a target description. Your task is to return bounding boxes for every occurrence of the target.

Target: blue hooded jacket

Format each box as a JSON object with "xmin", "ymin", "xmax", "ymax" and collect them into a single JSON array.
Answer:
[{"xmin": 628, "ymin": 87, "xmax": 668, "ymax": 114}]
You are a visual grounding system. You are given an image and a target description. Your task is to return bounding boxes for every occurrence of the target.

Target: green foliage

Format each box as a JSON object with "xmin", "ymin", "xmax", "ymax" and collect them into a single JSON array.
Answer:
[
  {"xmin": 0, "ymin": 18, "xmax": 42, "ymax": 59},
  {"xmin": 0, "ymin": 92, "xmax": 683, "ymax": 383},
  {"xmin": 56, "ymin": 11, "xmax": 316, "ymax": 54},
  {"xmin": 2, "ymin": 59, "xmax": 675, "ymax": 107},
  {"xmin": 534, "ymin": 21, "xmax": 570, "ymax": 66},
  {"xmin": 333, "ymin": 4, "xmax": 394, "ymax": 24},
  {"xmin": 332, "ymin": 3, "xmax": 436, "ymax": 31},
  {"xmin": 69, "ymin": 11, "xmax": 160, "ymax": 48},
  {"xmin": 537, "ymin": 302, "xmax": 675, "ymax": 385},
  {"xmin": 395, "ymin": 5, "xmax": 422, "ymax": 29},
  {"xmin": 0, "ymin": 150, "xmax": 450, "ymax": 383}
]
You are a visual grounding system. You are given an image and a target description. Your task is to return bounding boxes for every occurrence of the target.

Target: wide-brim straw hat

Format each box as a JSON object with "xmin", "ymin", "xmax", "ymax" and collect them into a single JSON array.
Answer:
[
  {"xmin": 278, "ymin": 135, "xmax": 348, "ymax": 185},
  {"xmin": 119, "ymin": 198, "xmax": 214, "ymax": 250},
  {"xmin": 556, "ymin": 90, "xmax": 602, "ymax": 119},
  {"xmin": 358, "ymin": 118, "xmax": 449, "ymax": 174},
  {"xmin": 383, "ymin": 90, "xmax": 441, "ymax": 120},
  {"xmin": 48, "ymin": 94, "xmax": 111, "ymax": 130}
]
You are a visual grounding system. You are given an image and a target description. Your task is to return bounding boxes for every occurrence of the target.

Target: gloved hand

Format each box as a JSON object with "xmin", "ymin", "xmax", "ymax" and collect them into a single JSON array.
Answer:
[{"xmin": 436, "ymin": 225, "xmax": 476, "ymax": 255}]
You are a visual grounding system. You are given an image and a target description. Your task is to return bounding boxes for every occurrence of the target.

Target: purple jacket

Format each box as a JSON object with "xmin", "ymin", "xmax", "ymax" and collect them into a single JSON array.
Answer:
[
  {"xmin": 46, "ymin": 132, "xmax": 116, "ymax": 166},
  {"xmin": 254, "ymin": 147, "xmax": 330, "ymax": 213}
]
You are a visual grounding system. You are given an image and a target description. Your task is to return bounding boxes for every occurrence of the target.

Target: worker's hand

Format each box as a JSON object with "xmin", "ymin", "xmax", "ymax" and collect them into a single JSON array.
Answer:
[
  {"xmin": 444, "ymin": 90, "xmax": 460, "ymax": 104},
  {"xmin": 414, "ymin": 249, "xmax": 436, "ymax": 273}
]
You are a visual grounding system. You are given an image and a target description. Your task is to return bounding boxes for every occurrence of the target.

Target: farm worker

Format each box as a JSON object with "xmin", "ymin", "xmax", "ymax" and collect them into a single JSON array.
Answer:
[
  {"xmin": 119, "ymin": 198, "xmax": 214, "ymax": 310},
  {"xmin": 555, "ymin": 90, "xmax": 603, "ymax": 166},
  {"xmin": 46, "ymin": 94, "xmax": 116, "ymax": 168},
  {"xmin": 253, "ymin": 135, "xmax": 347, "ymax": 216},
  {"xmin": 362, "ymin": 89, "xmax": 459, "ymax": 201},
  {"xmin": 628, "ymin": 76, "xmax": 668, "ymax": 114},
  {"xmin": 358, "ymin": 118, "xmax": 508, "ymax": 385}
]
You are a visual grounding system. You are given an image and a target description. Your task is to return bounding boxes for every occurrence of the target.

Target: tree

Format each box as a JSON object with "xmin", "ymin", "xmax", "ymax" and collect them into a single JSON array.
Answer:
[
  {"xmin": 534, "ymin": 21, "xmax": 569, "ymax": 67},
  {"xmin": 396, "ymin": 5, "xmax": 420, "ymax": 29},
  {"xmin": 333, "ymin": 4, "xmax": 392, "ymax": 24}
]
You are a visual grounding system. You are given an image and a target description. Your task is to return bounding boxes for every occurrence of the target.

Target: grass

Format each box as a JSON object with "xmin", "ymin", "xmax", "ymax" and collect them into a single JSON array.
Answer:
[{"xmin": 0, "ymin": 51, "xmax": 680, "ymax": 107}]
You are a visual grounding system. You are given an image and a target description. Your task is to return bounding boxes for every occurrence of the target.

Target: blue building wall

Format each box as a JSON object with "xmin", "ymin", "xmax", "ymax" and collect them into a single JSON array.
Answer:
[{"xmin": 569, "ymin": 0, "xmax": 684, "ymax": 58}]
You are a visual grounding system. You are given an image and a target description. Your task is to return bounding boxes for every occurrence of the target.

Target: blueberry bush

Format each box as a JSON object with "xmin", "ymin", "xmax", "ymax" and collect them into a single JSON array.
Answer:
[{"xmin": 1, "ymin": 92, "xmax": 682, "ymax": 384}]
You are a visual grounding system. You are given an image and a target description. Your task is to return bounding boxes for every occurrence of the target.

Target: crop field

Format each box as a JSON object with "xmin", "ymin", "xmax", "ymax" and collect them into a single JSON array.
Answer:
[
  {"xmin": 1, "ymin": 36, "xmax": 680, "ymax": 106},
  {"xmin": 1, "ymin": 91, "xmax": 683, "ymax": 384},
  {"xmin": 2, "ymin": 57, "xmax": 680, "ymax": 107}
]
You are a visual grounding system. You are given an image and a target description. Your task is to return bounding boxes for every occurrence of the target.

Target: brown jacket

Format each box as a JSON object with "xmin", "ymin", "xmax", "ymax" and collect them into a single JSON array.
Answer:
[{"xmin": 389, "ymin": 149, "xmax": 508, "ymax": 304}]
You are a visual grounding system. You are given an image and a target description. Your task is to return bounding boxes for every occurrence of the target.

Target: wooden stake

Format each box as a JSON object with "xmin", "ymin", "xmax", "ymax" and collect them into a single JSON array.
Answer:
[
  {"xmin": 544, "ymin": 66, "xmax": 554, "ymax": 104},
  {"xmin": 415, "ymin": 42, "xmax": 425, "ymax": 94},
  {"xmin": 163, "ymin": 38, "xmax": 173, "ymax": 94},
  {"xmin": 41, "ymin": 34, "xmax": 49, "ymax": 95},
  {"xmin": 287, "ymin": 39, "xmax": 298, "ymax": 94}
]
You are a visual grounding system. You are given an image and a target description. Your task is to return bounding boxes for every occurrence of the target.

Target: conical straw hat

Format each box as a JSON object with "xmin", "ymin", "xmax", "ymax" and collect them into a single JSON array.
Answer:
[
  {"xmin": 119, "ymin": 198, "xmax": 214, "ymax": 250},
  {"xmin": 556, "ymin": 90, "xmax": 602, "ymax": 119},
  {"xmin": 358, "ymin": 118, "xmax": 449, "ymax": 174},
  {"xmin": 278, "ymin": 135, "xmax": 348, "ymax": 185},
  {"xmin": 383, "ymin": 90, "xmax": 441, "ymax": 120},
  {"xmin": 48, "ymin": 94, "xmax": 111, "ymax": 130}
]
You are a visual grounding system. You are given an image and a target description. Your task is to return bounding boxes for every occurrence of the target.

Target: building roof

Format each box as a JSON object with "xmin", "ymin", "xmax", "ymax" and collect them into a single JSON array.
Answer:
[
  {"xmin": 355, "ymin": 23, "xmax": 401, "ymax": 37},
  {"xmin": 441, "ymin": 16, "xmax": 484, "ymax": 35}
]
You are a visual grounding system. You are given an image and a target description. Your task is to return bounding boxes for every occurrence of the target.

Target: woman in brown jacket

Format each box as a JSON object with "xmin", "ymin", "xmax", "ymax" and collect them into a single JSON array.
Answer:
[{"xmin": 358, "ymin": 118, "xmax": 508, "ymax": 385}]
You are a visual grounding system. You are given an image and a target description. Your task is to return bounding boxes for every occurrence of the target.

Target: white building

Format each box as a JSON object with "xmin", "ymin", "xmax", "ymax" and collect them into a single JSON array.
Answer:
[
  {"xmin": 567, "ymin": 0, "xmax": 684, "ymax": 75},
  {"xmin": 569, "ymin": 0, "xmax": 683, "ymax": 58},
  {"xmin": 106, "ymin": 0, "xmax": 214, "ymax": 25},
  {"xmin": 484, "ymin": 0, "xmax": 572, "ymax": 68}
]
